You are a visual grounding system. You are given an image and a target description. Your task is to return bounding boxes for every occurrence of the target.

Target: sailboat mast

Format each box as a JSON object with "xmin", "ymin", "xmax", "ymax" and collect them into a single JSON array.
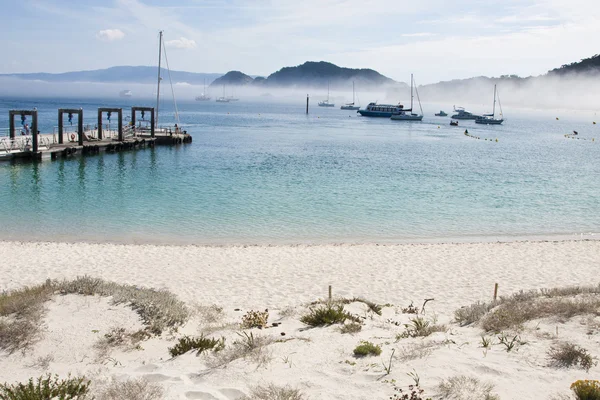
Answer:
[
  {"xmin": 492, "ymin": 84, "xmax": 497, "ymax": 117},
  {"xmin": 352, "ymin": 81, "xmax": 355, "ymax": 104},
  {"xmin": 328, "ymin": 81, "xmax": 330, "ymax": 102},
  {"xmin": 156, "ymin": 30, "xmax": 163, "ymax": 128},
  {"xmin": 410, "ymin": 74, "xmax": 414, "ymax": 111}
]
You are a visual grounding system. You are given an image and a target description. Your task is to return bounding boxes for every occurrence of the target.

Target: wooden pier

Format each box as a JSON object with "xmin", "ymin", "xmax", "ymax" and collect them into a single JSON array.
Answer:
[{"xmin": 1, "ymin": 106, "xmax": 192, "ymax": 161}]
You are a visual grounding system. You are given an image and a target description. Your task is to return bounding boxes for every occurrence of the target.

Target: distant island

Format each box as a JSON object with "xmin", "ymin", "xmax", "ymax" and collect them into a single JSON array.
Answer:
[{"xmin": 2, "ymin": 55, "xmax": 599, "ymax": 94}]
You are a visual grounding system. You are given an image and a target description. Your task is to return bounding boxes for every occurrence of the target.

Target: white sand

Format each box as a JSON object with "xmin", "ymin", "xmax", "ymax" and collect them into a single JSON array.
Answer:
[{"xmin": 1, "ymin": 239, "xmax": 599, "ymax": 399}]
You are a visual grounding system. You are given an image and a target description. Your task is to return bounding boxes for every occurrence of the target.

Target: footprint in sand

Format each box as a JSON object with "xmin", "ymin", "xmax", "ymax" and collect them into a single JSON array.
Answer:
[
  {"xmin": 141, "ymin": 373, "xmax": 173, "ymax": 382},
  {"xmin": 185, "ymin": 392, "xmax": 219, "ymax": 400},
  {"xmin": 219, "ymin": 388, "xmax": 246, "ymax": 399}
]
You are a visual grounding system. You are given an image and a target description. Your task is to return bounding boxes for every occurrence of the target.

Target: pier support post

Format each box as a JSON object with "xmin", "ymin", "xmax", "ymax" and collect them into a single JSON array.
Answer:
[
  {"xmin": 9, "ymin": 112, "xmax": 15, "ymax": 139},
  {"xmin": 97, "ymin": 109, "xmax": 103, "ymax": 140},
  {"xmin": 98, "ymin": 108, "xmax": 123, "ymax": 141},
  {"xmin": 31, "ymin": 109, "xmax": 38, "ymax": 153},
  {"xmin": 78, "ymin": 108, "xmax": 83, "ymax": 146},
  {"xmin": 8, "ymin": 109, "xmax": 37, "ymax": 151},
  {"xmin": 151, "ymin": 111, "xmax": 155, "ymax": 138},
  {"xmin": 58, "ymin": 108, "xmax": 83, "ymax": 145},
  {"xmin": 131, "ymin": 107, "xmax": 156, "ymax": 138},
  {"xmin": 58, "ymin": 110, "xmax": 63, "ymax": 144},
  {"xmin": 118, "ymin": 111, "xmax": 123, "ymax": 141}
]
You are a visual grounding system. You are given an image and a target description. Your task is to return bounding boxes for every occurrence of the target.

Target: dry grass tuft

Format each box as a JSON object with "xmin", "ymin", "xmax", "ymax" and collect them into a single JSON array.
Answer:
[
  {"xmin": 437, "ymin": 375, "xmax": 500, "ymax": 400},
  {"xmin": 96, "ymin": 377, "xmax": 163, "ymax": 400},
  {"xmin": 397, "ymin": 317, "xmax": 446, "ymax": 339},
  {"xmin": 339, "ymin": 322, "xmax": 362, "ymax": 334},
  {"xmin": 210, "ymin": 331, "xmax": 273, "ymax": 368},
  {"xmin": 455, "ymin": 285, "xmax": 600, "ymax": 331},
  {"xmin": 241, "ymin": 384, "xmax": 306, "ymax": 400},
  {"xmin": 194, "ymin": 304, "xmax": 224, "ymax": 324},
  {"xmin": 396, "ymin": 341, "xmax": 440, "ymax": 361},
  {"xmin": 548, "ymin": 342, "xmax": 596, "ymax": 372},
  {"xmin": 0, "ymin": 277, "xmax": 188, "ymax": 354}
]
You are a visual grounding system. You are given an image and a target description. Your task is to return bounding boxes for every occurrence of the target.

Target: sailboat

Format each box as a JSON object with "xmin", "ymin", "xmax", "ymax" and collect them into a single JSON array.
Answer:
[
  {"xmin": 195, "ymin": 79, "xmax": 211, "ymax": 101},
  {"xmin": 341, "ymin": 81, "xmax": 360, "ymax": 110},
  {"xmin": 216, "ymin": 85, "xmax": 230, "ymax": 103},
  {"xmin": 155, "ymin": 31, "xmax": 180, "ymax": 131},
  {"xmin": 390, "ymin": 74, "xmax": 423, "ymax": 121},
  {"xmin": 227, "ymin": 87, "xmax": 239, "ymax": 102},
  {"xmin": 475, "ymin": 85, "xmax": 504, "ymax": 125},
  {"xmin": 318, "ymin": 82, "xmax": 335, "ymax": 107}
]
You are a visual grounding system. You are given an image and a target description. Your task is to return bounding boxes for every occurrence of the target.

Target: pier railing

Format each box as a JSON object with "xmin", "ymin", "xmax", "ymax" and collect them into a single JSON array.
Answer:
[{"xmin": 0, "ymin": 136, "xmax": 51, "ymax": 155}]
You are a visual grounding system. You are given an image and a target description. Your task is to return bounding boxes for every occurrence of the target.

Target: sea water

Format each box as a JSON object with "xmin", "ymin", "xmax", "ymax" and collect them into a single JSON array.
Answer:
[{"xmin": 0, "ymin": 97, "xmax": 598, "ymax": 244}]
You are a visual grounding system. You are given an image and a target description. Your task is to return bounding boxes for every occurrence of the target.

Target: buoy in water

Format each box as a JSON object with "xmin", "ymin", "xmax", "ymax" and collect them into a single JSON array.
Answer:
[{"xmin": 556, "ymin": 117, "xmax": 559, "ymax": 120}]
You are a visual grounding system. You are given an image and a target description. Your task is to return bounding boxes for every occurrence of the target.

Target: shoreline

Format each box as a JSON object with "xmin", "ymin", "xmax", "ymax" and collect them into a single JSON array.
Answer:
[{"xmin": 0, "ymin": 231, "xmax": 597, "ymax": 248}]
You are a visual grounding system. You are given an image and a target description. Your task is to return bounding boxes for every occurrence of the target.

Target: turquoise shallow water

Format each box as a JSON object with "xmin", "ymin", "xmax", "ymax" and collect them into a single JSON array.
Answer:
[{"xmin": 0, "ymin": 97, "xmax": 599, "ymax": 244}]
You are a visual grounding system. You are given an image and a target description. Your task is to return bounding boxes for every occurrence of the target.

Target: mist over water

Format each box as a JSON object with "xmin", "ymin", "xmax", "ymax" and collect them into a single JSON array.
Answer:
[{"xmin": 0, "ymin": 95, "xmax": 598, "ymax": 245}]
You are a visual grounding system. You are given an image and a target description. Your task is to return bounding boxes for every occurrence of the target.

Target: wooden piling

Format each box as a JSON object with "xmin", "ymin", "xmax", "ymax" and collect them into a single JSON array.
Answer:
[{"xmin": 493, "ymin": 283, "xmax": 499, "ymax": 301}]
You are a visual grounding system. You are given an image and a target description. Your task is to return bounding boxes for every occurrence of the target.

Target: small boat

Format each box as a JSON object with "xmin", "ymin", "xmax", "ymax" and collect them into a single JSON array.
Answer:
[
  {"xmin": 318, "ymin": 82, "xmax": 335, "ymax": 107},
  {"xmin": 341, "ymin": 81, "xmax": 360, "ymax": 110},
  {"xmin": 450, "ymin": 120, "xmax": 459, "ymax": 126},
  {"xmin": 451, "ymin": 106, "xmax": 479, "ymax": 120},
  {"xmin": 119, "ymin": 90, "xmax": 132, "ymax": 98},
  {"xmin": 195, "ymin": 79, "xmax": 211, "ymax": 101},
  {"xmin": 435, "ymin": 111, "xmax": 448, "ymax": 117},
  {"xmin": 216, "ymin": 85, "xmax": 230, "ymax": 102},
  {"xmin": 475, "ymin": 85, "xmax": 504, "ymax": 125},
  {"xmin": 390, "ymin": 74, "xmax": 423, "ymax": 121}
]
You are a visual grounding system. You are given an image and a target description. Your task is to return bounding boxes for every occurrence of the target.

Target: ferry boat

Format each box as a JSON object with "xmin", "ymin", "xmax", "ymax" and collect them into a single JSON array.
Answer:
[
  {"xmin": 435, "ymin": 111, "xmax": 448, "ymax": 117},
  {"xmin": 358, "ymin": 103, "xmax": 406, "ymax": 117},
  {"xmin": 451, "ymin": 106, "xmax": 479, "ymax": 120}
]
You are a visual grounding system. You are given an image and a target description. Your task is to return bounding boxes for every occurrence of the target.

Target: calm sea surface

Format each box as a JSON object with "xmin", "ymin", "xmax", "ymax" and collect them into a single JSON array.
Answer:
[{"xmin": 0, "ymin": 97, "xmax": 598, "ymax": 244}]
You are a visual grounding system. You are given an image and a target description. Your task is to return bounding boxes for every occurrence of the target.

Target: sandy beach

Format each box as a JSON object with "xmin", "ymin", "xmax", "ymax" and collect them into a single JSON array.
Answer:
[{"xmin": 1, "ymin": 239, "xmax": 599, "ymax": 399}]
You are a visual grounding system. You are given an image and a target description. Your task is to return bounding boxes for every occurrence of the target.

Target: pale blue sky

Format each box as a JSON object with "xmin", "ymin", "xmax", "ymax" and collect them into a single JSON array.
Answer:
[{"xmin": 1, "ymin": 0, "xmax": 598, "ymax": 83}]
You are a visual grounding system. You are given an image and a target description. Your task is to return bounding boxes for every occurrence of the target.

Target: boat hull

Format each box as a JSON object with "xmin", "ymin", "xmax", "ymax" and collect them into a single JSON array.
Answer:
[
  {"xmin": 475, "ymin": 118, "xmax": 503, "ymax": 125},
  {"xmin": 318, "ymin": 103, "xmax": 335, "ymax": 107},
  {"xmin": 341, "ymin": 106, "xmax": 360, "ymax": 110},
  {"xmin": 451, "ymin": 115, "xmax": 478, "ymax": 120},
  {"xmin": 435, "ymin": 113, "xmax": 447, "ymax": 117},
  {"xmin": 390, "ymin": 114, "xmax": 423, "ymax": 121},
  {"xmin": 358, "ymin": 110, "xmax": 395, "ymax": 117}
]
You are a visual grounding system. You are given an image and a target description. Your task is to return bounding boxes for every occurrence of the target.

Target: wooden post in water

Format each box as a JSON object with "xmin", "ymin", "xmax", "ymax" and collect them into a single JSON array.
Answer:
[
  {"xmin": 493, "ymin": 283, "xmax": 499, "ymax": 301},
  {"xmin": 306, "ymin": 94, "xmax": 309, "ymax": 114},
  {"xmin": 57, "ymin": 110, "xmax": 64, "ymax": 144},
  {"xmin": 328, "ymin": 285, "xmax": 332, "ymax": 302},
  {"xmin": 97, "ymin": 109, "xmax": 103, "ymax": 140},
  {"xmin": 8, "ymin": 112, "xmax": 15, "ymax": 139}
]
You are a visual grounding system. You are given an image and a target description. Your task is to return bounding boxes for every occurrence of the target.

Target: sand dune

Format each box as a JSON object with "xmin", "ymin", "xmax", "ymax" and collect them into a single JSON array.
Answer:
[{"xmin": 0, "ymin": 239, "xmax": 599, "ymax": 399}]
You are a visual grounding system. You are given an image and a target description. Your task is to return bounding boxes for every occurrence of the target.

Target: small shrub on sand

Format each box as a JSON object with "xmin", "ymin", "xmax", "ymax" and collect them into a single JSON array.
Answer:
[
  {"xmin": 0, "ymin": 374, "xmax": 91, "ymax": 399},
  {"xmin": 353, "ymin": 341, "xmax": 382, "ymax": 357},
  {"xmin": 241, "ymin": 384, "xmax": 305, "ymax": 400},
  {"xmin": 96, "ymin": 377, "xmax": 163, "ymax": 400},
  {"xmin": 241, "ymin": 310, "xmax": 269, "ymax": 329},
  {"xmin": 300, "ymin": 304, "xmax": 350, "ymax": 327},
  {"xmin": 571, "ymin": 380, "xmax": 600, "ymax": 400},
  {"xmin": 391, "ymin": 385, "xmax": 431, "ymax": 400},
  {"xmin": 340, "ymin": 322, "xmax": 362, "ymax": 334},
  {"xmin": 397, "ymin": 317, "xmax": 446, "ymax": 339},
  {"xmin": 437, "ymin": 375, "xmax": 499, "ymax": 400},
  {"xmin": 548, "ymin": 342, "xmax": 596, "ymax": 372},
  {"xmin": 168, "ymin": 335, "xmax": 225, "ymax": 357}
]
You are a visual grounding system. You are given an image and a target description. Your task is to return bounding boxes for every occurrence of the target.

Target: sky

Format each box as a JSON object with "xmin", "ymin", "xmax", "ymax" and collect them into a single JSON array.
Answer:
[{"xmin": 1, "ymin": 0, "xmax": 599, "ymax": 84}]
